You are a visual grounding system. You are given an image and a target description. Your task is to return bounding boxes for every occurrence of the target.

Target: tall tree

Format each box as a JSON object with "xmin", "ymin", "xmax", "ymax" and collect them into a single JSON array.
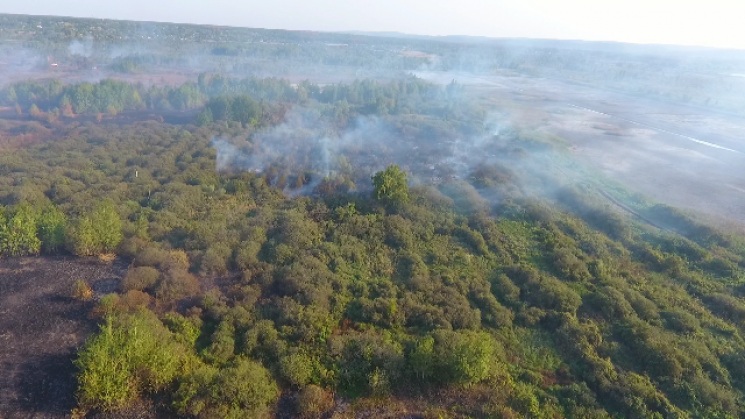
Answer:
[
  {"xmin": 0, "ymin": 203, "xmax": 41, "ymax": 256},
  {"xmin": 67, "ymin": 200, "xmax": 122, "ymax": 256},
  {"xmin": 67, "ymin": 216, "xmax": 98, "ymax": 257},
  {"xmin": 91, "ymin": 200, "xmax": 123, "ymax": 254},
  {"xmin": 372, "ymin": 164, "xmax": 409, "ymax": 205},
  {"xmin": 38, "ymin": 204, "xmax": 67, "ymax": 254}
]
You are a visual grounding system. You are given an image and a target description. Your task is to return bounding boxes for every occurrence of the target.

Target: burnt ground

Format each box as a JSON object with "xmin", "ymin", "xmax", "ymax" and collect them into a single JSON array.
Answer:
[{"xmin": 0, "ymin": 256, "xmax": 127, "ymax": 418}]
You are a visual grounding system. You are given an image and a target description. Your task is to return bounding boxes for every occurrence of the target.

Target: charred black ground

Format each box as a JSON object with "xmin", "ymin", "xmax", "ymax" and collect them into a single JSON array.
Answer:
[{"xmin": 0, "ymin": 257, "xmax": 126, "ymax": 417}]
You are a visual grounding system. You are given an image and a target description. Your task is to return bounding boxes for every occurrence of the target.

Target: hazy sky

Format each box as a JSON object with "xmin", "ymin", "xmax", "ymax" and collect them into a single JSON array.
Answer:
[{"xmin": 4, "ymin": 0, "xmax": 745, "ymax": 49}]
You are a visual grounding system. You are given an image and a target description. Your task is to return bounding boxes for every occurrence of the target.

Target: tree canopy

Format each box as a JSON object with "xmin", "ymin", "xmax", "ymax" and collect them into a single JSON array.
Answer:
[{"xmin": 372, "ymin": 164, "xmax": 409, "ymax": 205}]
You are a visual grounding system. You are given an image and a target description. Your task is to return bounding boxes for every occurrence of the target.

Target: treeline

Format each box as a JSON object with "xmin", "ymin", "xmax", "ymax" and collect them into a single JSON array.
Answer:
[
  {"xmin": 1, "ymin": 14, "xmax": 435, "ymax": 71},
  {"xmin": 198, "ymin": 95, "xmax": 262, "ymax": 127},
  {"xmin": 0, "ymin": 200, "xmax": 121, "ymax": 257},
  {"xmin": 4, "ymin": 79, "xmax": 145, "ymax": 116},
  {"xmin": 1, "ymin": 74, "xmax": 452, "ymax": 121}
]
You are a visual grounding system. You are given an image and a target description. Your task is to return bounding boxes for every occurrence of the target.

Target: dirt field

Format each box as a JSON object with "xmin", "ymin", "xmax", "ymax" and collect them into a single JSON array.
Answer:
[{"xmin": 0, "ymin": 257, "xmax": 127, "ymax": 418}]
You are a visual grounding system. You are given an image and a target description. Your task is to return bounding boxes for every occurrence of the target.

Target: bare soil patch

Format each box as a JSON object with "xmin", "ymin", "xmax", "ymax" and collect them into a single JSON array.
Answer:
[{"xmin": 0, "ymin": 256, "xmax": 127, "ymax": 418}]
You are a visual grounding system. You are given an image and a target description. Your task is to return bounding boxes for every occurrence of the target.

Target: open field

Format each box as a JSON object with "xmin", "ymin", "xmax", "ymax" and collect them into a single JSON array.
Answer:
[{"xmin": 416, "ymin": 70, "xmax": 745, "ymax": 228}]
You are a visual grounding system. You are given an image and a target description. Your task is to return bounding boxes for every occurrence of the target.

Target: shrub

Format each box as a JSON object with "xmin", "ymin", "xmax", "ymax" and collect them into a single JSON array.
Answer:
[
  {"xmin": 407, "ymin": 336, "xmax": 436, "ymax": 383},
  {"xmin": 76, "ymin": 312, "xmax": 186, "ymax": 411},
  {"xmin": 37, "ymin": 204, "xmax": 66, "ymax": 253},
  {"xmin": 174, "ymin": 357, "xmax": 279, "ymax": 418},
  {"xmin": 552, "ymin": 247, "xmax": 591, "ymax": 282},
  {"xmin": 121, "ymin": 266, "xmax": 160, "ymax": 292},
  {"xmin": 200, "ymin": 244, "xmax": 231, "ymax": 275},
  {"xmin": 234, "ymin": 240, "xmax": 262, "ymax": 271},
  {"xmin": 116, "ymin": 236, "xmax": 149, "ymax": 260},
  {"xmin": 163, "ymin": 312, "xmax": 202, "ymax": 347},
  {"xmin": 66, "ymin": 201, "xmax": 123, "ymax": 256},
  {"xmin": 521, "ymin": 272, "xmax": 582, "ymax": 314},
  {"xmin": 492, "ymin": 274, "xmax": 521, "ymax": 307},
  {"xmin": 706, "ymin": 293, "xmax": 745, "ymax": 323},
  {"xmin": 296, "ymin": 384, "xmax": 334, "ymax": 418},
  {"xmin": 91, "ymin": 294, "xmax": 121, "ymax": 319},
  {"xmin": 432, "ymin": 329, "xmax": 497, "ymax": 385},
  {"xmin": 510, "ymin": 382, "xmax": 541, "ymax": 417},
  {"xmin": 155, "ymin": 268, "xmax": 200, "ymax": 304},
  {"xmin": 133, "ymin": 245, "xmax": 170, "ymax": 268},
  {"xmin": 163, "ymin": 249, "xmax": 190, "ymax": 271},
  {"xmin": 334, "ymin": 331, "xmax": 404, "ymax": 397},
  {"xmin": 117, "ymin": 290, "xmax": 152, "ymax": 312},
  {"xmin": 240, "ymin": 320, "xmax": 286, "ymax": 364},
  {"xmin": 202, "ymin": 319, "xmax": 236, "ymax": 365},
  {"xmin": 583, "ymin": 287, "xmax": 635, "ymax": 321},
  {"xmin": 661, "ymin": 310, "xmax": 701, "ymax": 334},
  {"xmin": 280, "ymin": 351, "xmax": 315, "ymax": 387},
  {"xmin": 0, "ymin": 203, "xmax": 41, "ymax": 256},
  {"xmin": 72, "ymin": 279, "xmax": 93, "ymax": 301}
]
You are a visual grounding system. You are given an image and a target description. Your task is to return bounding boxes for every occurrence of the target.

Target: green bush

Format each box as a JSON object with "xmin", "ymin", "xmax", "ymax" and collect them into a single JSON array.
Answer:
[
  {"xmin": 174, "ymin": 357, "xmax": 279, "ymax": 418},
  {"xmin": 296, "ymin": 384, "xmax": 334, "ymax": 418},
  {"xmin": 280, "ymin": 351, "xmax": 316, "ymax": 387},
  {"xmin": 76, "ymin": 312, "xmax": 187, "ymax": 411},
  {"xmin": 200, "ymin": 244, "xmax": 231, "ymax": 275},
  {"xmin": 37, "ymin": 204, "xmax": 66, "ymax": 253},
  {"xmin": 0, "ymin": 203, "xmax": 41, "ymax": 256},
  {"xmin": 407, "ymin": 335, "xmax": 436, "ymax": 383},
  {"xmin": 121, "ymin": 266, "xmax": 160, "ymax": 292},
  {"xmin": 202, "ymin": 319, "xmax": 236, "ymax": 365},
  {"xmin": 432, "ymin": 329, "xmax": 498, "ymax": 385},
  {"xmin": 71, "ymin": 279, "xmax": 93, "ymax": 301},
  {"xmin": 133, "ymin": 245, "xmax": 171, "ymax": 267},
  {"xmin": 492, "ymin": 274, "xmax": 521, "ymax": 306},
  {"xmin": 155, "ymin": 268, "xmax": 200, "ymax": 304},
  {"xmin": 65, "ymin": 200, "xmax": 122, "ymax": 256},
  {"xmin": 334, "ymin": 331, "xmax": 404, "ymax": 397},
  {"xmin": 661, "ymin": 310, "xmax": 701, "ymax": 334}
]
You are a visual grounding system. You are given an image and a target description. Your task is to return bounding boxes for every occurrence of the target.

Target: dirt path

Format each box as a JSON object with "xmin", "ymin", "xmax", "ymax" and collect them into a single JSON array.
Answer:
[{"xmin": 0, "ymin": 257, "xmax": 126, "ymax": 418}]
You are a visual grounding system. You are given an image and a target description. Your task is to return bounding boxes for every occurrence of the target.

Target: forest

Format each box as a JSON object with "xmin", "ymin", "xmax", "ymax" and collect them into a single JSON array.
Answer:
[{"xmin": 2, "ymin": 13, "xmax": 745, "ymax": 419}]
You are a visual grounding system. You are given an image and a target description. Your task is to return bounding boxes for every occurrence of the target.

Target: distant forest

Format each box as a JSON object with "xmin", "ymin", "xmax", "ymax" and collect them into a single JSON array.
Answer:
[{"xmin": 2, "ymin": 13, "xmax": 744, "ymax": 115}]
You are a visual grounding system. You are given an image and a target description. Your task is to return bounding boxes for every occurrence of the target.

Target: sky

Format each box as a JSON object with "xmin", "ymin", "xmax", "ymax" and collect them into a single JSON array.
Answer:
[{"xmin": 3, "ymin": 0, "xmax": 745, "ymax": 50}]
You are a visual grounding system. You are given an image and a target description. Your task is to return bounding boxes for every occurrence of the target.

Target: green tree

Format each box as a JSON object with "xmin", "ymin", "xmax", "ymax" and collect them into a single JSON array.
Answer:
[
  {"xmin": 196, "ymin": 107, "xmax": 214, "ymax": 125},
  {"xmin": 407, "ymin": 335, "xmax": 436, "ymax": 382},
  {"xmin": 67, "ymin": 216, "xmax": 98, "ymax": 256},
  {"xmin": 433, "ymin": 330, "xmax": 497, "ymax": 385},
  {"xmin": 76, "ymin": 312, "xmax": 187, "ymax": 411},
  {"xmin": 174, "ymin": 357, "xmax": 279, "ymax": 418},
  {"xmin": 37, "ymin": 204, "xmax": 66, "ymax": 253},
  {"xmin": 91, "ymin": 200, "xmax": 123, "ymax": 253},
  {"xmin": 231, "ymin": 95, "xmax": 261, "ymax": 127},
  {"xmin": 202, "ymin": 319, "xmax": 236, "ymax": 365},
  {"xmin": 280, "ymin": 351, "xmax": 316, "ymax": 387},
  {"xmin": 0, "ymin": 203, "xmax": 41, "ymax": 256},
  {"xmin": 372, "ymin": 164, "xmax": 409, "ymax": 205},
  {"xmin": 66, "ymin": 200, "xmax": 122, "ymax": 256}
]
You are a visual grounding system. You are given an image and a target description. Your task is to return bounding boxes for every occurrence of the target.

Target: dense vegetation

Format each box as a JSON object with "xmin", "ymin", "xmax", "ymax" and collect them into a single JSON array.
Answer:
[
  {"xmin": 1, "ymin": 75, "xmax": 745, "ymax": 417},
  {"xmin": 0, "ymin": 74, "xmax": 449, "ymax": 123},
  {"xmin": 2, "ymin": 12, "xmax": 745, "ymax": 419},
  {"xmin": 3, "ymin": 12, "xmax": 744, "ymax": 116}
]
